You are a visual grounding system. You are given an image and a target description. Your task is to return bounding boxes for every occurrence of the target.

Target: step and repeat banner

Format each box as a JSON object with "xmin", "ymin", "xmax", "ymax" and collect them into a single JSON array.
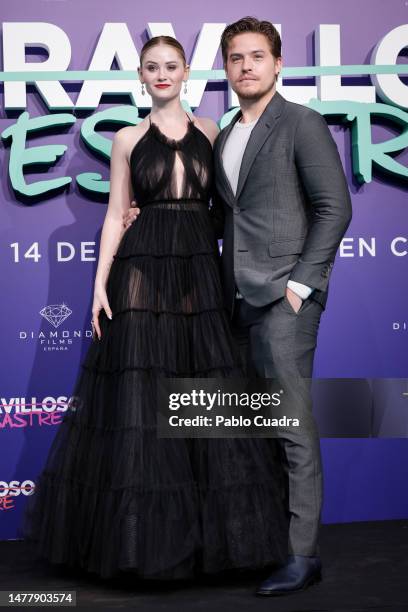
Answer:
[{"xmin": 1, "ymin": 0, "xmax": 408, "ymax": 538}]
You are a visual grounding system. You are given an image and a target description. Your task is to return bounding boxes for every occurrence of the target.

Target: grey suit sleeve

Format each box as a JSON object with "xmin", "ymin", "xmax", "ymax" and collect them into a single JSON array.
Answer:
[{"xmin": 288, "ymin": 109, "xmax": 352, "ymax": 292}]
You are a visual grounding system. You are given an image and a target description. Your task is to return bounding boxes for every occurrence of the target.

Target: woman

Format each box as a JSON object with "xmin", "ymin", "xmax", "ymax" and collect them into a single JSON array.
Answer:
[{"xmin": 21, "ymin": 36, "xmax": 287, "ymax": 581}]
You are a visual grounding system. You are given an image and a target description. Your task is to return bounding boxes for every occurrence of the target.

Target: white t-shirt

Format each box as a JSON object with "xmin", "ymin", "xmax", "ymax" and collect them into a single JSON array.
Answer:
[{"xmin": 221, "ymin": 116, "xmax": 259, "ymax": 196}]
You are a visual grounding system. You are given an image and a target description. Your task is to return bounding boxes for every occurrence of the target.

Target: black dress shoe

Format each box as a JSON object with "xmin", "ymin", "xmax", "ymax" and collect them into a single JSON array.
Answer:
[{"xmin": 255, "ymin": 554, "xmax": 322, "ymax": 596}]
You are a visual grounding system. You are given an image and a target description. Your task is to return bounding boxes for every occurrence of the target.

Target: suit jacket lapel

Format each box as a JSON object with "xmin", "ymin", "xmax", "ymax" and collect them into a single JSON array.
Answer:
[{"xmin": 235, "ymin": 91, "xmax": 286, "ymax": 201}]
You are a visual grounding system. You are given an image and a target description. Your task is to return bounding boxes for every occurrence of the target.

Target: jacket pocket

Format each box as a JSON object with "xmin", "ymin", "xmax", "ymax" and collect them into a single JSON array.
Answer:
[
  {"xmin": 268, "ymin": 237, "xmax": 305, "ymax": 257},
  {"xmin": 256, "ymin": 149, "xmax": 287, "ymax": 161}
]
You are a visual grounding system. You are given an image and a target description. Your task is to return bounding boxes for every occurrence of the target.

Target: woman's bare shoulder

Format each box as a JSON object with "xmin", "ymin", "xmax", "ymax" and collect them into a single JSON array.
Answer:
[
  {"xmin": 114, "ymin": 120, "xmax": 151, "ymax": 163},
  {"xmin": 189, "ymin": 114, "xmax": 220, "ymax": 146}
]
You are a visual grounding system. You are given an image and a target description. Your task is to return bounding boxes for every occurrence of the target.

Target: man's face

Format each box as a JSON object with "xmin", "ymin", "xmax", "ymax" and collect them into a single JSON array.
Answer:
[{"xmin": 224, "ymin": 32, "xmax": 282, "ymax": 101}]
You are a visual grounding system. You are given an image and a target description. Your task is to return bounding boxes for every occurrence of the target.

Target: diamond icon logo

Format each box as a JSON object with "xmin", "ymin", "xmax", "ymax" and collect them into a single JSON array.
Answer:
[{"xmin": 39, "ymin": 303, "xmax": 73, "ymax": 328}]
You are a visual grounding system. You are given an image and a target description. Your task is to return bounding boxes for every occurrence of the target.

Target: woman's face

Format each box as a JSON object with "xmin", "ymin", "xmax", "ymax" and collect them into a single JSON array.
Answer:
[{"xmin": 138, "ymin": 44, "xmax": 189, "ymax": 100}]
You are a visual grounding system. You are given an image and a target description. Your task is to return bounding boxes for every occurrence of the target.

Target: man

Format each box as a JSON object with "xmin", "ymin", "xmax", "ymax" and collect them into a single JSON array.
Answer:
[{"xmin": 124, "ymin": 16, "xmax": 352, "ymax": 596}]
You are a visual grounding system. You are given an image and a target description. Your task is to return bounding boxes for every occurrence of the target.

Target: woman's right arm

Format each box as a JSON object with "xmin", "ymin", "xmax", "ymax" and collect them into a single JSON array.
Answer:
[{"xmin": 92, "ymin": 128, "xmax": 134, "ymax": 339}]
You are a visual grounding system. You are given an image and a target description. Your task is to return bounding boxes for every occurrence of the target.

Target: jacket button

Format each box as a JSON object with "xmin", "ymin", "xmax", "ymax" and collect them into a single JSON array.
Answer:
[{"xmin": 233, "ymin": 206, "xmax": 241, "ymax": 214}]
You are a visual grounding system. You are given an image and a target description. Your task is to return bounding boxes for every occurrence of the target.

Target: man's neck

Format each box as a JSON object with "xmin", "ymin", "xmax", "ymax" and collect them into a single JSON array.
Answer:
[{"xmin": 238, "ymin": 88, "xmax": 277, "ymax": 124}]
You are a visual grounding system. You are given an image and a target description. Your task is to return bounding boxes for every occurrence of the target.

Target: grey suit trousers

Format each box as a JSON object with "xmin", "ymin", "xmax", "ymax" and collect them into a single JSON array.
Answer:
[{"xmin": 231, "ymin": 293, "xmax": 324, "ymax": 557}]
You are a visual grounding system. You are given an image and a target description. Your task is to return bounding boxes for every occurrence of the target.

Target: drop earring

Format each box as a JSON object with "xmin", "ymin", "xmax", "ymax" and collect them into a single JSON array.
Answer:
[
  {"xmin": 141, "ymin": 82, "xmax": 145, "ymax": 95},
  {"xmin": 183, "ymin": 80, "xmax": 188, "ymax": 94}
]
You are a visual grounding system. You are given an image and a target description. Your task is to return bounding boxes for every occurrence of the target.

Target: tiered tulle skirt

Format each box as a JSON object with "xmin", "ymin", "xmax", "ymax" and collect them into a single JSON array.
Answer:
[{"xmin": 21, "ymin": 202, "xmax": 288, "ymax": 580}]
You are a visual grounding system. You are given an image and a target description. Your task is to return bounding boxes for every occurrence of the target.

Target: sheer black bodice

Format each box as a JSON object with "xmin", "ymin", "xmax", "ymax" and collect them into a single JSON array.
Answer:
[{"xmin": 130, "ymin": 113, "xmax": 213, "ymax": 206}]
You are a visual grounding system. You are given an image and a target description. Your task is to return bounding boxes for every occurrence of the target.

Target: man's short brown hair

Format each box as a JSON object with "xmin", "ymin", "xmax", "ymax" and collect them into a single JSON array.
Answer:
[{"xmin": 221, "ymin": 16, "xmax": 282, "ymax": 64}]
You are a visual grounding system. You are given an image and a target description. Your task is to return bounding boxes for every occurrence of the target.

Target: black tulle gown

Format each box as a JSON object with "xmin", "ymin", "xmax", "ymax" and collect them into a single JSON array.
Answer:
[{"xmin": 21, "ymin": 112, "xmax": 288, "ymax": 580}]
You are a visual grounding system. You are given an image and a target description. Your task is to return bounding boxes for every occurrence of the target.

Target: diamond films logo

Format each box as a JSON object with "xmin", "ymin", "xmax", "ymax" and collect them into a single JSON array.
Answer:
[
  {"xmin": 39, "ymin": 303, "xmax": 72, "ymax": 328},
  {"xmin": 18, "ymin": 302, "xmax": 92, "ymax": 351},
  {"xmin": 0, "ymin": 480, "xmax": 35, "ymax": 512},
  {"xmin": 392, "ymin": 321, "xmax": 407, "ymax": 332}
]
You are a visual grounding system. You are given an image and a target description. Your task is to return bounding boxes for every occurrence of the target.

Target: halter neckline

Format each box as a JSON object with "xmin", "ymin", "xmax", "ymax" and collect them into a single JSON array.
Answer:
[
  {"xmin": 129, "ymin": 112, "xmax": 213, "ymax": 162},
  {"xmin": 148, "ymin": 112, "xmax": 194, "ymax": 150}
]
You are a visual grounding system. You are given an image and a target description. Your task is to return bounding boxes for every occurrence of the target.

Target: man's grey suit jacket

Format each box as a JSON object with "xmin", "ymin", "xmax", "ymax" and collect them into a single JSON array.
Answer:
[{"xmin": 211, "ymin": 91, "xmax": 352, "ymax": 313}]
